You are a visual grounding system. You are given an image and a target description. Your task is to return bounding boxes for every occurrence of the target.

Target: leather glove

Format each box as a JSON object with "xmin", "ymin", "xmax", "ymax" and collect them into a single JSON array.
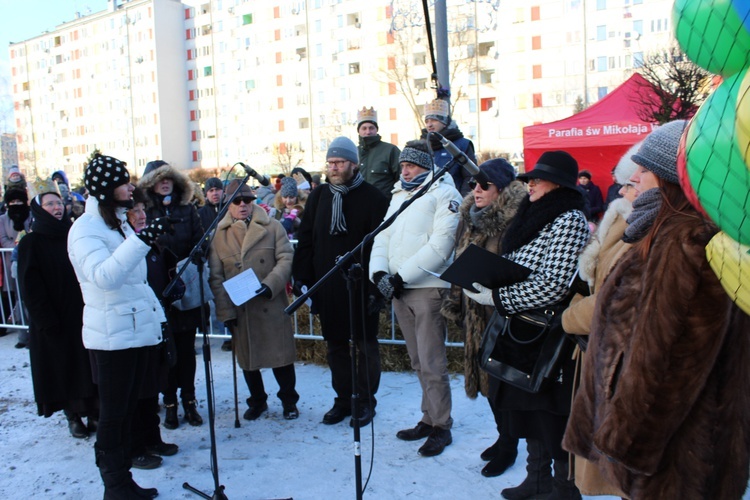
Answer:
[
  {"xmin": 224, "ymin": 318, "xmax": 237, "ymax": 332},
  {"xmin": 190, "ymin": 252, "xmax": 205, "ymax": 266},
  {"xmin": 137, "ymin": 217, "xmax": 172, "ymax": 246},
  {"xmin": 463, "ymin": 282, "xmax": 494, "ymax": 306},
  {"xmin": 255, "ymin": 284, "xmax": 272, "ymax": 299},
  {"xmin": 366, "ymin": 294, "xmax": 384, "ymax": 316},
  {"xmin": 291, "ymin": 280, "xmax": 306, "ymax": 297}
]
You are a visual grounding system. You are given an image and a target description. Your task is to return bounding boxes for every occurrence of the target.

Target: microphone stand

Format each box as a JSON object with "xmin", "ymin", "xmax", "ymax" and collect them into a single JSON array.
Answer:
[
  {"xmin": 284, "ymin": 162, "xmax": 453, "ymax": 500},
  {"xmin": 164, "ymin": 166, "xmax": 292, "ymax": 500}
]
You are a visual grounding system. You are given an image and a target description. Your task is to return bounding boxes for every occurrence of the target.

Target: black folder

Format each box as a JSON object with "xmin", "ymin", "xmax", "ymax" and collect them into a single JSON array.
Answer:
[{"xmin": 440, "ymin": 244, "xmax": 532, "ymax": 293}]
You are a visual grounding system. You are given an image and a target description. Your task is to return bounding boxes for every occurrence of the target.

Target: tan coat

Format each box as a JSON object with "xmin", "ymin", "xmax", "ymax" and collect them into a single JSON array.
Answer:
[
  {"xmin": 209, "ymin": 204, "xmax": 296, "ymax": 371},
  {"xmin": 562, "ymin": 198, "xmax": 632, "ymax": 498}
]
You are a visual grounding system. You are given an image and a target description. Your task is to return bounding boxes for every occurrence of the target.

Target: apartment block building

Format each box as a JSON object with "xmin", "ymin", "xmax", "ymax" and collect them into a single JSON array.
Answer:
[{"xmin": 10, "ymin": 0, "xmax": 674, "ymax": 179}]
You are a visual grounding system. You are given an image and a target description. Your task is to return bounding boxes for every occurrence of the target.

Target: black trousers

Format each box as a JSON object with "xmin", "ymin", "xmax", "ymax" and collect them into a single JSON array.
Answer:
[
  {"xmin": 326, "ymin": 335, "xmax": 381, "ymax": 409},
  {"xmin": 242, "ymin": 364, "xmax": 299, "ymax": 407},
  {"xmin": 163, "ymin": 306, "xmax": 202, "ymax": 405},
  {"xmin": 92, "ymin": 347, "xmax": 149, "ymax": 456},
  {"xmin": 130, "ymin": 396, "xmax": 162, "ymax": 456}
]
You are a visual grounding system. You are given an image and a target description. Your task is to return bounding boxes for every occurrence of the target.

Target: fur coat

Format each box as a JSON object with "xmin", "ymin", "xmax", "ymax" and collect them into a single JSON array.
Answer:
[
  {"xmin": 563, "ymin": 210, "xmax": 750, "ymax": 499},
  {"xmin": 441, "ymin": 180, "xmax": 526, "ymax": 398},
  {"xmin": 561, "ymin": 197, "xmax": 632, "ymax": 498}
]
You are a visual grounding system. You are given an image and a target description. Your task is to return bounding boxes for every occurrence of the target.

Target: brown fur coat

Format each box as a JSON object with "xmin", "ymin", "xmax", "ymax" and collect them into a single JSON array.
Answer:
[
  {"xmin": 563, "ymin": 210, "xmax": 750, "ymax": 499},
  {"xmin": 441, "ymin": 180, "xmax": 525, "ymax": 398}
]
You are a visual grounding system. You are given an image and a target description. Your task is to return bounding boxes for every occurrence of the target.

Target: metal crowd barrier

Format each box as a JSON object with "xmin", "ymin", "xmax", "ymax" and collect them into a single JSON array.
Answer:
[{"xmin": 3, "ymin": 246, "xmax": 463, "ymax": 348}]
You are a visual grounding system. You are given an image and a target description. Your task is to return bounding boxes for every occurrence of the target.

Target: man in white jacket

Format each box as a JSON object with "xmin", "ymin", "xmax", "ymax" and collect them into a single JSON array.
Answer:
[{"xmin": 369, "ymin": 139, "xmax": 462, "ymax": 457}]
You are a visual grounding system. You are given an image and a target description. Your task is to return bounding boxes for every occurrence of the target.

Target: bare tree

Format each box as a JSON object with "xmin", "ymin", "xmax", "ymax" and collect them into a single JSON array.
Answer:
[
  {"xmin": 382, "ymin": 0, "xmax": 499, "ymax": 131},
  {"xmin": 272, "ymin": 142, "xmax": 305, "ymax": 176},
  {"xmin": 633, "ymin": 45, "xmax": 712, "ymax": 124}
]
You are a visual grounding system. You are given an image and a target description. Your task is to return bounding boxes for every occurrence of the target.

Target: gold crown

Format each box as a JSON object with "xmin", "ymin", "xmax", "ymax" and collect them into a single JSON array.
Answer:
[
  {"xmin": 424, "ymin": 99, "xmax": 450, "ymax": 118},
  {"xmin": 356, "ymin": 106, "xmax": 377, "ymax": 126},
  {"xmin": 28, "ymin": 177, "xmax": 60, "ymax": 200}
]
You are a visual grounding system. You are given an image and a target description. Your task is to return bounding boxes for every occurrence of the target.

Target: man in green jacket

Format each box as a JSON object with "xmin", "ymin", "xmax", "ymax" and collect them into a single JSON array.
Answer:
[{"xmin": 356, "ymin": 107, "xmax": 401, "ymax": 200}]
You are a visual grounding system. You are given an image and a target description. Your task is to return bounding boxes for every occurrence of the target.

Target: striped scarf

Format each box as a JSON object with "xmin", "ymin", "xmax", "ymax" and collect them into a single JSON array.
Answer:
[
  {"xmin": 328, "ymin": 172, "xmax": 364, "ymax": 235},
  {"xmin": 400, "ymin": 171, "xmax": 430, "ymax": 192}
]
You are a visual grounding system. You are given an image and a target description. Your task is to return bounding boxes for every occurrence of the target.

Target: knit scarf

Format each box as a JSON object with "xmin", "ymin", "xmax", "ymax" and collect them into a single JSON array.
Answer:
[
  {"xmin": 400, "ymin": 171, "xmax": 429, "ymax": 192},
  {"xmin": 328, "ymin": 172, "xmax": 364, "ymax": 235},
  {"xmin": 468, "ymin": 204, "xmax": 490, "ymax": 229},
  {"xmin": 623, "ymin": 187, "xmax": 662, "ymax": 243}
]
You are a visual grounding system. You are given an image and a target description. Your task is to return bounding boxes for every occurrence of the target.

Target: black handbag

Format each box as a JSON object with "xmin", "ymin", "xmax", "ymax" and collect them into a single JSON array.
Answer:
[{"xmin": 479, "ymin": 306, "xmax": 572, "ymax": 394}]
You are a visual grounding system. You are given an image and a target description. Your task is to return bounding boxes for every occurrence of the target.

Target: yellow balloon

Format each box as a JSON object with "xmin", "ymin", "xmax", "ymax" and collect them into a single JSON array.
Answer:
[
  {"xmin": 706, "ymin": 231, "xmax": 750, "ymax": 315},
  {"xmin": 737, "ymin": 69, "xmax": 750, "ymax": 168}
]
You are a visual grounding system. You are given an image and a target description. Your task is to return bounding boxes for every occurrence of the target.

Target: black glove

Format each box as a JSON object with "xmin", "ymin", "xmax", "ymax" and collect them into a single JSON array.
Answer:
[
  {"xmin": 376, "ymin": 272, "xmax": 405, "ymax": 301},
  {"xmin": 291, "ymin": 280, "xmax": 306, "ymax": 297},
  {"xmin": 366, "ymin": 294, "xmax": 384, "ymax": 316},
  {"xmin": 137, "ymin": 217, "xmax": 172, "ymax": 246},
  {"xmin": 255, "ymin": 284, "xmax": 272, "ymax": 299},
  {"xmin": 190, "ymin": 252, "xmax": 205, "ymax": 266}
]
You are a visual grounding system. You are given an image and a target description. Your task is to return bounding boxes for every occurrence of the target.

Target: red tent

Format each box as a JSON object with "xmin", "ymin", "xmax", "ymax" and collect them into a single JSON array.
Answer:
[{"xmin": 522, "ymin": 73, "xmax": 663, "ymax": 192}]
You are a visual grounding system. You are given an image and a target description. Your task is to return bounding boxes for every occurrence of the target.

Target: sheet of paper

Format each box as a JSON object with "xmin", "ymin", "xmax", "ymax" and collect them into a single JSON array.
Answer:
[{"xmin": 222, "ymin": 267, "xmax": 262, "ymax": 306}]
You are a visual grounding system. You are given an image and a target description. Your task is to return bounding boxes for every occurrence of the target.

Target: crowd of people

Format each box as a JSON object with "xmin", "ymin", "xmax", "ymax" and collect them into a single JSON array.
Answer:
[{"xmin": 5, "ymin": 101, "xmax": 750, "ymax": 499}]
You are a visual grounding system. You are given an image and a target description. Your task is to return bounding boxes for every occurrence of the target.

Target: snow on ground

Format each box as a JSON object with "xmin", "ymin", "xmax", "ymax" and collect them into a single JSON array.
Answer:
[{"xmin": 0, "ymin": 332, "xmax": 742, "ymax": 499}]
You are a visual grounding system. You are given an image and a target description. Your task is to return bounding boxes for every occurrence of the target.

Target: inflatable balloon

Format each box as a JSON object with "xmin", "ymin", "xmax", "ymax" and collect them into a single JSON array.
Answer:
[
  {"xmin": 673, "ymin": 0, "xmax": 750, "ymax": 77},
  {"xmin": 677, "ymin": 119, "xmax": 710, "ymax": 218},
  {"xmin": 736, "ymin": 68, "xmax": 750, "ymax": 167},
  {"xmin": 706, "ymin": 231, "xmax": 750, "ymax": 315},
  {"xmin": 684, "ymin": 67, "xmax": 750, "ymax": 245}
]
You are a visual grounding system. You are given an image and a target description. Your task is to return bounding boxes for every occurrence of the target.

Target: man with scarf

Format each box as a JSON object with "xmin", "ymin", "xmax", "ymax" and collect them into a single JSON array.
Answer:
[
  {"xmin": 356, "ymin": 107, "xmax": 401, "ymax": 200},
  {"xmin": 421, "ymin": 98, "xmax": 477, "ymax": 196},
  {"xmin": 292, "ymin": 136, "xmax": 388, "ymax": 427},
  {"xmin": 370, "ymin": 139, "xmax": 462, "ymax": 457}
]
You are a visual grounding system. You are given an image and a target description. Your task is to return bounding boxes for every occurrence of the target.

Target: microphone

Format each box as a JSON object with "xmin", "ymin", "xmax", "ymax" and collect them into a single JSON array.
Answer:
[
  {"xmin": 238, "ymin": 163, "xmax": 271, "ymax": 186},
  {"xmin": 430, "ymin": 132, "xmax": 490, "ymax": 190}
]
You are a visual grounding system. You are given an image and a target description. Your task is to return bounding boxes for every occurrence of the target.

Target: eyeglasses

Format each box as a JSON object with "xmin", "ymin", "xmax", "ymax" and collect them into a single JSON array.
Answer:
[
  {"xmin": 327, "ymin": 160, "xmax": 349, "ymax": 168},
  {"xmin": 468, "ymin": 180, "xmax": 494, "ymax": 190},
  {"xmin": 231, "ymin": 197, "xmax": 254, "ymax": 205}
]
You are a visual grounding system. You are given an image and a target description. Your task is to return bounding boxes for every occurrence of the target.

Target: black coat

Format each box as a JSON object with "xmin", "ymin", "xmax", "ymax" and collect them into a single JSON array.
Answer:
[
  {"xmin": 292, "ymin": 181, "xmax": 388, "ymax": 341},
  {"xmin": 17, "ymin": 200, "xmax": 97, "ymax": 417},
  {"xmin": 198, "ymin": 202, "xmax": 220, "ymax": 236}
]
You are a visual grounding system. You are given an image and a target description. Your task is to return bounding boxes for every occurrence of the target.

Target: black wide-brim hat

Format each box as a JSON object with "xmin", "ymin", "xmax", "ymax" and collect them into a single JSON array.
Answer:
[{"xmin": 517, "ymin": 150, "xmax": 579, "ymax": 190}]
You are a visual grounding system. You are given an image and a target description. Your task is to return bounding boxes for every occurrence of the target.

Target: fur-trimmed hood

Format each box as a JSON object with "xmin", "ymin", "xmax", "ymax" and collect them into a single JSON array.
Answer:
[
  {"xmin": 457, "ymin": 180, "xmax": 526, "ymax": 242},
  {"xmin": 137, "ymin": 163, "xmax": 194, "ymax": 207}
]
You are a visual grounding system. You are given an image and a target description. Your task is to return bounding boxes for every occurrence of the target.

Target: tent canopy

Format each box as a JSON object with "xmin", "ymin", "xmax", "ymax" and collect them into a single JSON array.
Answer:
[{"xmin": 523, "ymin": 73, "xmax": 663, "ymax": 192}]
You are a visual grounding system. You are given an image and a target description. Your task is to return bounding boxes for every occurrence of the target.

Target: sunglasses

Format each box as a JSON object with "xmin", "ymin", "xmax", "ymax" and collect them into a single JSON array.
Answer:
[
  {"xmin": 231, "ymin": 196, "xmax": 255, "ymax": 205},
  {"xmin": 468, "ymin": 180, "xmax": 493, "ymax": 190}
]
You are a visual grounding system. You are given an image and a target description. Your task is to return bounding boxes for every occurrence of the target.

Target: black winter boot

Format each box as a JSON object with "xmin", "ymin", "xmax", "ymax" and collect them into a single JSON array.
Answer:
[
  {"xmin": 95, "ymin": 445, "xmax": 140, "ymax": 500},
  {"xmin": 183, "ymin": 400, "xmax": 203, "ymax": 426},
  {"xmin": 546, "ymin": 459, "xmax": 582, "ymax": 500},
  {"xmin": 163, "ymin": 404, "xmax": 179, "ymax": 430},
  {"xmin": 64, "ymin": 410, "xmax": 89, "ymax": 439},
  {"xmin": 501, "ymin": 439, "xmax": 553, "ymax": 500}
]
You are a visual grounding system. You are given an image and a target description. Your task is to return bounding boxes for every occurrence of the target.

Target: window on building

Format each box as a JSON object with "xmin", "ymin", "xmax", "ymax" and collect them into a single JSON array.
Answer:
[
  {"xmin": 597, "ymin": 56, "xmax": 607, "ymax": 71},
  {"xmin": 276, "ymin": 75, "xmax": 283, "ymax": 86},
  {"xmin": 480, "ymin": 97, "xmax": 495, "ymax": 111},
  {"xmin": 413, "ymin": 53, "xmax": 426, "ymax": 65},
  {"xmin": 633, "ymin": 20, "xmax": 643, "ymax": 35},
  {"xmin": 414, "ymin": 78, "xmax": 427, "ymax": 90},
  {"xmin": 243, "ymin": 14, "xmax": 253, "ymax": 25},
  {"xmin": 191, "ymin": 130, "xmax": 198, "ymax": 141},
  {"xmin": 388, "ymin": 82, "xmax": 396, "ymax": 95},
  {"xmin": 468, "ymin": 99, "xmax": 477, "ymax": 112},
  {"xmin": 598, "ymin": 87, "xmax": 608, "ymax": 100},
  {"xmin": 633, "ymin": 51, "xmax": 644, "ymax": 68},
  {"xmin": 480, "ymin": 69, "xmax": 494, "ymax": 84},
  {"xmin": 532, "ymin": 93, "xmax": 542, "ymax": 108},
  {"xmin": 531, "ymin": 6, "xmax": 540, "ymax": 21},
  {"xmin": 204, "ymin": 66, "xmax": 212, "ymax": 76},
  {"xmin": 596, "ymin": 0, "xmax": 606, "ymax": 9},
  {"xmin": 245, "ymin": 80, "xmax": 255, "ymax": 90},
  {"xmin": 299, "ymin": 117, "xmax": 309, "ymax": 129},
  {"xmin": 278, "ymin": 97, "xmax": 284, "ymax": 109},
  {"xmin": 349, "ymin": 62, "xmax": 360, "ymax": 74},
  {"xmin": 596, "ymin": 25, "xmax": 606, "ymax": 41},
  {"xmin": 296, "ymin": 47, "xmax": 307, "ymax": 59},
  {"xmin": 609, "ymin": 56, "xmax": 616, "ymax": 69},
  {"xmin": 531, "ymin": 35, "xmax": 541, "ymax": 50},
  {"xmin": 532, "ymin": 64, "xmax": 542, "ymax": 79},
  {"xmin": 278, "ymin": 120, "xmax": 284, "ymax": 132}
]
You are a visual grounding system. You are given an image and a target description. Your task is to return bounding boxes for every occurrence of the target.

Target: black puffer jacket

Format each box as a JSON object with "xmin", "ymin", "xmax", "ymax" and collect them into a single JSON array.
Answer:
[{"xmin": 138, "ymin": 164, "xmax": 204, "ymax": 298}]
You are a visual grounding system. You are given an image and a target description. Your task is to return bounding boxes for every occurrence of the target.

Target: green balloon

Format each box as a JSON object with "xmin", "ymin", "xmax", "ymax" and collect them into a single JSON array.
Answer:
[
  {"xmin": 686, "ymin": 68, "xmax": 750, "ymax": 245},
  {"xmin": 673, "ymin": 0, "xmax": 750, "ymax": 77}
]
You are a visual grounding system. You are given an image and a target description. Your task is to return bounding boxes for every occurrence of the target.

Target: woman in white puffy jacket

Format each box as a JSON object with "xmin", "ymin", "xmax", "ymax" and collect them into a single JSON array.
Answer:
[{"xmin": 68, "ymin": 155, "xmax": 169, "ymax": 500}]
